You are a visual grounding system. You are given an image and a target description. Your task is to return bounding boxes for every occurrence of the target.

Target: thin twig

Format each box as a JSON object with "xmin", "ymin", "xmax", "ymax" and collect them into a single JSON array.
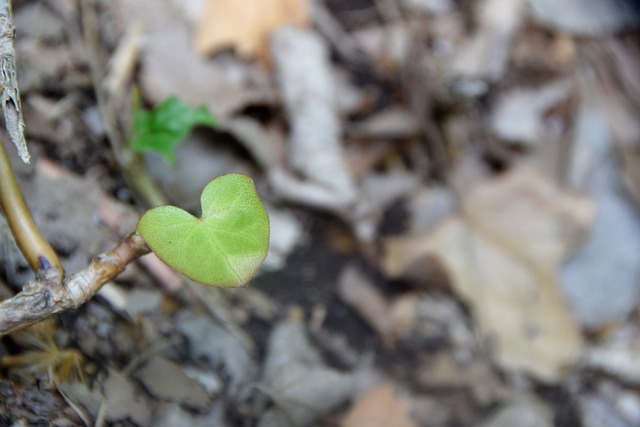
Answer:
[
  {"xmin": 0, "ymin": 0, "xmax": 29, "ymax": 163},
  {"xmin": 0, "ymin": 233, "xmax": 149, "ymax": 337},
  {"xmin": 0, "ymin": 139, "xmax": 62, "ymax": 276},
  {"xmin": 80, "ymin": 1, "xmax": 167, "ymax": 208},
  {"xmin": 373, "ymin": 0, "xmax": 403, "ymax": 22},
  {"xmin": 310, "ymin": 0, "xmax": 369, "ymax": 66}
]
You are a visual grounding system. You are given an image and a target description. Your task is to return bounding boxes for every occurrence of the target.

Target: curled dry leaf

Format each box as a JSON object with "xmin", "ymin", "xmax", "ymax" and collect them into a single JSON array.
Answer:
[
  {"xmin": 110, "ymin": 0, "xmax": 276, "ymax": 118},
  {"xmin": 384, "ymin": 167, "xmax": 595, "ymax": 382},
  {"xmin": 195, "ymin": 0, "xmax": 309, "ymax": 60},
  {"xmin": 270, "ymin": 27, "xmax": 374, "ymax": 240}
]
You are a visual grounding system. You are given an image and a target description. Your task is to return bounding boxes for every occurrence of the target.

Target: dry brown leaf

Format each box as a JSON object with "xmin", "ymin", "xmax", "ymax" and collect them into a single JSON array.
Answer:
[
  {"xmin": 452, "ymin": 0, "xmax": 525, "ymax": 80},
  {"xmin": 195, "ymin": 0, "xmax": 309, "ymax": 59},
  {"xmin": 417, "ymin": 354, "xmax": 509, "ymax": 405},
  {"xmin": 383, "ymin": 168, "xmax": 594, "ymax": 382},
  {"xmin": 338, "ymin": 267, "xmax": 396, "ymax": 349},
  {"xmin": 341, "ymin": 384, "xmax": 417, "ymax": 427}
]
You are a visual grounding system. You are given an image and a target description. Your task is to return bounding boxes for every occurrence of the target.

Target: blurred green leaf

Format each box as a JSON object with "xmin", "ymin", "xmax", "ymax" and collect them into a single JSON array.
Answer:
[{"xmin": 131, "ymin": 96, "xmax": 215, "ymax": 164}]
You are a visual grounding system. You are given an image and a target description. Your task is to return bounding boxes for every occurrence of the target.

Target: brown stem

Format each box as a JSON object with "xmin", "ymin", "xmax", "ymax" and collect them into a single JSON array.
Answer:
[
  {"xmin": 0, "ymin": 0, "xmax": 30, "ymax": 164},
  {"xmin": 0, "ymin": 140, "xmax": 63, "ymax": 275},
  {"xmin": 0, "ymin": 233, "xmax": 149, "ymax": 336},
  {"xmin": 80, "ymin": 1, "xmax": 167, "ymax": 208}
]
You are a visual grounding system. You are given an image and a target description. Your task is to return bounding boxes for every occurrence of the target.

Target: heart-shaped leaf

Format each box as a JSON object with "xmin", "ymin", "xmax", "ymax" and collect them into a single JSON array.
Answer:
[{"xmin": 136, "ymin": 173, "xmax": 269, "ymax": 287}]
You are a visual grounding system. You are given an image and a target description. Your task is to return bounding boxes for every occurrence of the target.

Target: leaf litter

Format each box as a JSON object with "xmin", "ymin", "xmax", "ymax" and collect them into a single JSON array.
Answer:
[
  {"xmin": 2, "ymin": 0, "xmax": 640, "ymax": 425},
  {"xmin": 384, "ymin": 167, "xmax": 594, "ymax": 382}
]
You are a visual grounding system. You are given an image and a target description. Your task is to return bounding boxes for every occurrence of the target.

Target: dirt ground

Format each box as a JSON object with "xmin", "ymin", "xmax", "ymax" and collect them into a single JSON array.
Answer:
[{"xmin": 1, "ymin": 0, "xmax": 640, "ymax": 426}]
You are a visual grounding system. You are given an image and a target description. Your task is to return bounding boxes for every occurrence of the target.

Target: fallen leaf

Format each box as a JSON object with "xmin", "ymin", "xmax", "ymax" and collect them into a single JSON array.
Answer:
[
  {"xmin": 134, "ymin": 356, "xmax": 211, "ymax": 410},
  {"xmin": 259, "ymin": 319, "xmax": 355, "ymax": 427},
  {"xmin": 347, "ymin": 107, "xmax": 420, "ymax": 140},
  {"xmin": 387, "ymin": 293, "xmax": 420, "ymax": 341},
  {"xmin": 409, "ymin": 395, "xmax": 452, "ymax": 427},
  {"xmin": 56, "ymin": 382, "xmax": 102, "ymax": 422},
  {"xmin": 109, "ymin": 0, "xmax": 275, "ymax": 117},
  {"xmin": 578, "ymin": 394, "xmax": 633, "ymax": 427},
  {"xmin": 584, "ymin": 324, "xmax": 640, "ymax": 384},
  {"xmin": 269, "ymin": 27, "xmax": 375, "ymax": 240},
  {"xmin": 102, "ymin": 368, "xmax": 153, "ymax": 426},
  {"xmin": 175, "ymin": 310, "xmax": 256, "ymax": 394},
  {"xmin": 452, "ymin": 0, "xmax": 525, "ymax": 81},
  {"xmin": 195, "ymin": 0, "xmax": 309, "ymax": 59},
  {"xmin": 153, "ymin": 402, "xmax": 227, "ymax": 427},
  {"xmin": 527, "ymin": 0, "xmax": 640, "ymax": 36},
  {"xmin": 262, "ymin": 205, "xmax": 304, "ymax": 272},
  {"xmin": 384, "ymin": 168, "xmax": 594, "ymax": 382},
  {"xmin": 401, "ymin": 0, "xmax": 454, "ymax": 14},
  {"xmin": 491, "ymin": 79, "xmax": 572, "ymax": 147},
  {"xmin": 341, "ymin": 384, "xmax": 417, "ymax": 427},
  {"xmin": 417, "ymin": 354, "xmax": 508, "ymax": 405},
  {"xmin": 338, "ymin": 267, "xmax": 397, "ymax": 348},
  {"xmin": 562, "ymin": 103, "xmax": 640, "ymax": 330},
  {"xmin": 478, "ymin": 396, "xmax": 554, "ymax": 427}
]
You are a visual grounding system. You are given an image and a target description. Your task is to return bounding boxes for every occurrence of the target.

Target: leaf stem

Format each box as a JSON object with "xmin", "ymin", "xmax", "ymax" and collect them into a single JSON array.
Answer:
[{"xmin": 0, "ymin": 140, "xmax": 63, "ymax": 275}]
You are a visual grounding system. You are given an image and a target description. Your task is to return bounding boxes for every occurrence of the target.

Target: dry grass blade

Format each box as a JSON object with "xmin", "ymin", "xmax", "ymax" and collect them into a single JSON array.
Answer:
[{"xmin": 1, "ymin": 318, "xmax": 85, "ymax": 384}]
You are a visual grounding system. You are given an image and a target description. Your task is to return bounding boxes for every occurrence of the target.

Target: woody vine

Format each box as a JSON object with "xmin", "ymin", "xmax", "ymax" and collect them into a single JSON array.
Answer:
[{"xmin": 0, "ymin": 0, "xmax": 270, "ymax": 336}]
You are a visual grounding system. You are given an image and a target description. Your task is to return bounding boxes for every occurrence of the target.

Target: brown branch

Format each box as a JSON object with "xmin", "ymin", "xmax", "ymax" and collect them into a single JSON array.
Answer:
[
  {"xmin": 0, "ymin": 139, "xmax": 63, "ymax": 275},
  {"xmin": 0, "ymin": 233, "xmax": 149, "ymax": 337},
  {"xmin": 0, "ymin": 0, "xmax": 29, "ymax": 164}
]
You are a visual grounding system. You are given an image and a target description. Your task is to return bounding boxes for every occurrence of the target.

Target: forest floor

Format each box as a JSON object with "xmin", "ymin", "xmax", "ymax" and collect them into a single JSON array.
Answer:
[{"xmin": 1, "ymin": 0, "xmax": 640, "ymax": 426}]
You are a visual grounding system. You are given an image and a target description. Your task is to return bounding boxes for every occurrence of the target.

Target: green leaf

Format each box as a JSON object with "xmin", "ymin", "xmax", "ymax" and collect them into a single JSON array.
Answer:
[
  {"xmin": 131, "ymin": 96, "xmax": 216, "ymax": 164},
  {"xmin": 136, "ymin": 174, "xmax": 269, "ymax": 287}
]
